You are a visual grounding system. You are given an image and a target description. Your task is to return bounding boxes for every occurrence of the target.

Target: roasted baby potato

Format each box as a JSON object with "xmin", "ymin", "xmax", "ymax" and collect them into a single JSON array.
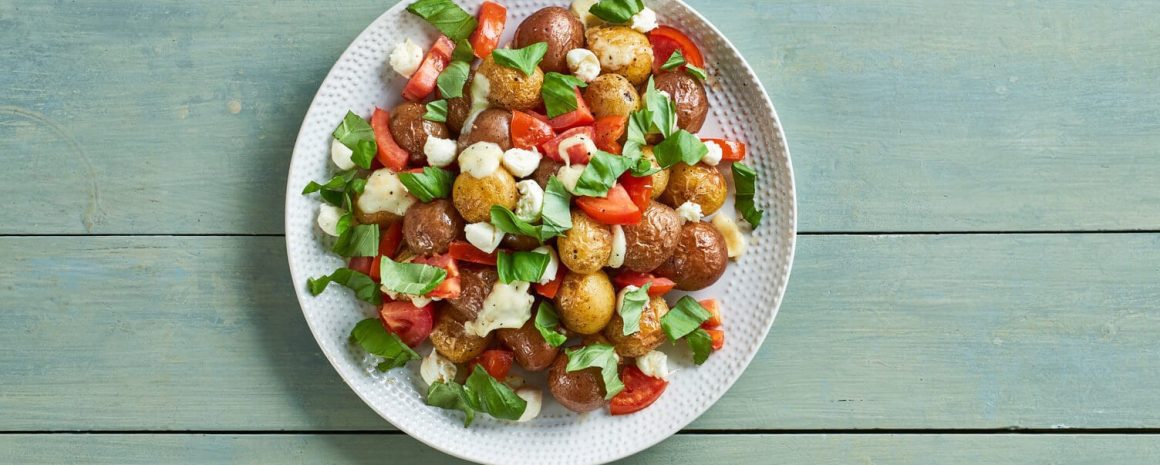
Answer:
[
  {"xmin": 452, "ymin": 166, "xmax": 519, "ymax": 223},
  {"xmin": 557, "ymin": 210, "xmax": 612, "ymax": 274},
  {"xmin": 586, "ymin": 26, "xmax": 653, "ymax": 86},
  {"xmin": 390, "ymin": 101, "xmax": 450, "ymax": 166},
  {"xmin": 513, "ymin": 6, "xmax": 585, "ymax": 74},
  {"xmin": 354, "ymin": 202, "xmax": 401, "ymax": 227},
  {"xmin": 458, "ymin": 108, "xmax": 512, "ymax": 152},
  {"xmin": 604, "ymin": 295, "xmax": 670, "ymax": 357},
  {"xmin": 555, "ymin": 270, "xmax": 615, "ymax": 335},
  {"xmin": 497, "ymin": 308, "xmax": 561, "ymax": 371},
  {"xmin": 477, "ymin": 55, "xmax": 544, "ymax": 111},
  {"xmin": 583, "ymin": 73, "xmax": 641, "ymax": 118},
  {"xmin": 548, "ymin": 351, "xmax": 606, "ymax": 413},
  {"xmin": 402, "ymin": 199, "xmax": 465, "ymax": 256},
  {"xmin": 444, "ymin": 75, "xmax": 473, "ymax": 135},
  {"xmin": 654, "ymin": 221, "xmax": 729, "ymax": 291},
  {"xmin": 622, "ymin": 201, "xmax": 681, "ymax": 272},
  {"xmin": 660, "ymin": 162, "xmax": 727, "ymax": 215},
  {"xmin": 429, "ymin": 306, "xmax": 493, "ymax": 363},
  {"xmin": 641, "ymin": 146, "xmax": 669, "ymax": 199},
  {"xmin": 653, "ymin": 70, "xmax": 709, "ymax": 133}
]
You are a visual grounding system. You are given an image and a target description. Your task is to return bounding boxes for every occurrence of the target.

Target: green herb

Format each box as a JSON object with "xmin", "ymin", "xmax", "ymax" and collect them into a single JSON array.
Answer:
[
  {"xmin": 490, "ymin": 206, "xmax": 544, "ymax": 240},
  {"xmin": 573, "ymin": 150, "xmax": 635, "ymax": 197},
  {"xmin": 350, "ymin": 318, "xmax": 420, "ymax": 371},
  {"xmin": 303, "ymin": 169, "xmax": 364, "ymax": 207},
  {"xmin": 423, "ymin": 99, "xmax": 449, "ymax": 123},
  {"xmin": 437, "ymin": 60, "xmax": 470, "ymax": 98},
  {"xmin": 685, "ymin": 64, "xmax": 707, "ymax": 81},
  {"xmin": 620, "ymin": 109, "xmax": 652, "ymax": 162},
  {"xmin": 565, "ymin": 344, "xmax": 625, "ymax": 399},
  {"xmin": 661, "ymin": 296, "xmax": 712, "ymax": 342},
  {"xmin": 618, "ymin": 283, "xmax": 652, "ymax": 336},
  {"xmin": 405, "ymin": 0, "xmax": 478, "ymax": 41},
  {"xmin": 589, "ymin": 0, "xmax": 645, "ymax": 24},
  {"xmin": 542, "ymin": 72, "xmax": 588, "ymax": 118},
  {"xmin": 652, "ymin": 129, "xmax": 708, "ymax": 169},
  {"xmin": 306, "ymin": 268, "xmax": 382, "ymax": 305},
  {"xmin": 333, "ymin": 224, "xmax": 380, "ymax": 257},
  {"xmin": 489, "ymin": 177, "xmax": 573, "ymax": 241},
  {"xmin": 398, "ymin": 166, "xmax": 453, "ymax": 202},
  {"xmin": 497, "ymin": 251, "xmax": 551, "ymax": 284},
  {"xmin": 451, "ymin": 38, "xmax": 475, "ymax": 63},
  {"xmin": 464, "ymin": 365, "xmax": 527, "ymax": 421},
  {"xmin": 379, "ymin": 256, "xmax": 447, "ymax": 296},
  {"xmin": 687, "ymin": 327, "xmax": 713, "ymax": 365},
  {"xmin": 732, "ymin": 162, "xmax": 765, "ymax": 227},
  {"xmin": 661, "ymin": 49, "xmax": 686, "ymax": 70},
  {"xmin": 643, "ymin": 77, "xmax": 677, "ymax": 138},
  {"xmin": 534, "ymin": 301, "xmax": 568, "ymax": 347},
  {"xmin": 492, "ymin": 42, "xmax": 548, "ymax": 76},
  {"xmin": 426, "ymin": 381, "xmax": 476, "ymax": 427},
  {"xmin": 332, "ymin": 111, "xmax": 377, "ymax": 169}
]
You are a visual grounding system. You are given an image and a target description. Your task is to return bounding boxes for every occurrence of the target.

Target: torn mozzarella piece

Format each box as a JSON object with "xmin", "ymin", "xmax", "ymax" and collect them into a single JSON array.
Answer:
[
  {"xmin": 711, "ymin": 214, "xmax": 748, "ymax": 259},
  {"xmin": 675, "ymin": 201, "xmax": 703, "ymax": 224},
  {"xmin": 316, "ymin": 204, "xmax": 345, "ymax": 237},
  {"xmin": 420, "ymin": 349, "xmax": 457, "ymax": 385},
  {"xmin": 515, "ymin": 180, "xmax": 545, "ymax": 223},
  {"xmin": 465, "ymin": 222, "xmax": 504, "ymax": 254},
  {"xmin": 424, "ymin": 136, "xmax": 458, "ymax": 168},
  {"xmin": 566, "ymin": 48, "xmax": 601, "ymax": 83},
  {"xmin": 459, "ymin": 141, "xmax": 504, "ymax": 179},
  {"xmin": 629, "ymin": 7, "xmax": 658, "ymax": 33},
  {"xmin": 515, "ymin": 387, "xmax": 543, "ymax": 422},
  {"xmin": 608, "ymin": 225, "xmax": 626, "ymax": 268},
  {"xmin": 556, "ymin": 164, "xmax": 586, "ymax": 195},
  {"xmin": 389, "ymin": 38, "xmax": 424, "ymax": 78},
  {"xmin": 358, "ymin": 169, "xmax": 417, "ymax": 216},
  {"xmin": 465, "ymin": 281, "xmax": 535, "ymax": 337},
  {"xmin": 330, "ymin": 138, "xmax": 355, "ymax": 170},
  {"xmin": 701, "ymin": 140, "xmax": 724, "ymax": 166},
  {"xmin": 502, "ymin": 147, "xmax": 542, "ymax": 178},
  {"xmin": 636, "ymin": 350, "xmax": 670, "ymax": 380},
  {"xmin": 461, "ymin": 73, "xmax": 492, "ymax": 133},
  {"xmin": 532, "ymin": 245, "xmax": 559, "ymax": 285}
]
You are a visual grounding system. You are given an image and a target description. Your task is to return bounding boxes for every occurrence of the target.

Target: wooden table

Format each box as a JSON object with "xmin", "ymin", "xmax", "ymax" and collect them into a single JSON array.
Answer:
[{"xmin": 3, "ymin": 0, "xmax": 1159, "ymax": 463}]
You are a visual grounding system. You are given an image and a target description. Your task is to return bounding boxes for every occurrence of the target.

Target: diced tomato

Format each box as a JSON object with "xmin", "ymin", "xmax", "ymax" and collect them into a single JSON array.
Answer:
[
  {"xmin": 412, "ymin": 254, "xmax": 461, "ymax": 300},
  {"xmin": 379, "ymin": 301, "xmax": 435, "ymax": 347},
  {"xmin": 618, "ymin": 173, "xmax": 652, "ymax": 213},
  {"xmin": 699, "ymin": 298, "xmax": 722, "ymax": 329},
  {"xmin": 448, "ymin": 240, "xmax": 499, "ymax": 266},
  {"xmin": 701, "ymin": 138, "xmax": 746, "ymax": 162},
  {"xmin": 575, "ymin": 184, "xmax": 642, "ymax": 225},
  {"xmin": 612, "ymin": 272, "xmax": 676, "ymax": 297},
  {"xmin": 534, "ymin": 266, "xmax": 565, "ymax": 299},
  {"xmin": 511, "ymin": 110, "xmax": 556, "ymax": 150},
  {"xmin": 380, "ymin": 221, "xmax": 404, "ymax": 260},
  {"xmin": 547, "ymin": 87, "xmax": 594, "ymax": 130},
  {"xmin": 371, "ymin": 108, "xmax": 410, "ymax": 172},
  {"xmin": 609, "ymin": 365, "xmax": 668, "ymax": 415},
  {"xmin": 648, "ymin": 26, "xmax": 705, "ymax": 74},
  {"xmin": 402, "ymin": 35, "xmax": 455, "ymax": 102},
  {"xmin": 540, "ymin": 126, "xmax": 595, "ymax": 164},
  {"xmin": 593, "ymin": 115, "xmax": 628, "ymax": 154},
  {"xmin": 470, "ymin": 349, "xmax": 514, "ymax": 380},
  {"xmin": 705, "ymin": 328, "xmax": 725, "ymax": 351},
  {"xmin": 469, "ymin": 2, "xmax": 507, "ymax": 59},
  {"xmin": 348, "ymin": 256, "xmax": 374, "ymax": 277},
  {"xmin": 526, "ymin": 110, "xmax": 550, "ymax": 124}
]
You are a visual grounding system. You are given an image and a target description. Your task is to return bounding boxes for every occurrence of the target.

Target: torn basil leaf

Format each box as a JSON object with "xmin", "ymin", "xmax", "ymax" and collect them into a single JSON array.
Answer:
[
  {"xmin": 535, "ymin": 301, "xmax": 568, "ymax": 347},
  {"xmin": 332, "ymin": 111, "xmax": 377, "ymax": 169},
  {"xmin": 589, "ymin": 0, "xmax": 645, "ymax": 24},
  {"xmin": 350, "ymin": 318, "xmax": 420, "ymax": 371},
  {"xmin": 398, "ymin": 166, "xmax": 453, "ymax": 202},
  {"xmin": 661, "ymin": 296, "xmax": 712, "ymax": 342},
  {"xmin": 572, "ymin": 150, "xmax": 636, "ymax": 197},
  {"xmin": 661, "ymin": 49, "xmax": 686, "ymax": 70},
  {"xmin": 652, "ymin": 129, "xmax": 708, "ymax": 169},
  {"xmin": 618, "ymin": 283, "xmax": 652, "ymax": 336},
  {"xmin": 437, "ymin": 60, "xmax": 470, "ymax": 99},
  {"xmin": 379, "ymin": 256, "xmax": 447, "ymax": 296},
  {"xmin": 306, "ymin": 267, "xmax": 382, "ymax": 305},
  {"xmin": 492, "ymin": 42, "xmax": 548, "ymax": 76},
  {"xmin": 565, "ymin": 343, "xmax": 625, "ymax": 399},
  {"xmin": 405, "ymin": 0, "xmax": 478, "ymax": 41},
  {"xmin": 542, "ymin": 72, "xmax": 588, "ymax": 118},
  {"xmin": 732, "ymin": 162, "xmax": 765, "ymax": 227},
  {"xmin": 687, "ymin": 327, "xmax": 713, "ymax": 365},
  {"xmin": 497, "ymin": 250, "xmax": 551, "ymax": 284},
  {"xmin": 332, "ymin": 223, "xmax": 380, "ymax": 258}
]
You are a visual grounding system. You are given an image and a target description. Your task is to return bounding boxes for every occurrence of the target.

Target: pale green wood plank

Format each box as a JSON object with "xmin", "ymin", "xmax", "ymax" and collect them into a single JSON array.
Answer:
[
  {"xmin": 3, "ymin": 234, "xmax": 1159, "ymax": 430},
  {"xmin": 3, "ymin": 434, "xmax": 1160, "ymax": 464},
  {"xmin": 3, "ymin": 0, "xmax": 1160, "ymax": 234}
]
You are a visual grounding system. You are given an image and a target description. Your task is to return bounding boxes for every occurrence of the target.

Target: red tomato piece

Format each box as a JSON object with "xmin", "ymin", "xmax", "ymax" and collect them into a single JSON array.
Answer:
[
  {"xmin": 526, "ymin": 110, "xmax": 550, "ymax": 123},
  {"xmin": 510, "ymin": 110, "xmax": 556, "ymax": 150},
  {"xmin": 593, "ymin": 115, "xmax": 628, "ymax": 154},
  {"xmin": 609, "ymin": 365, "xmax": 668, "ymax": 415},
  {"xmin": 547, "ymin": 87, "xmax": 594, "ymax": 130},
  {"xmin": 534, "ymin": 266, "xmax": 565, "ymax": 299},
  {"xmin": 701, "ymin": 138, "xmax": 747, "ymax": 162},
  {"xmin": 705, "ymin": 328, "xmax": 725, "ymax": 351},
  {"xmin": 348, "ymin": 256, "xmax": 374, "ymax": 277},
  {"xmin": 402, "ymin": 35, "xmax": 455, "ymax": 102},
  {"xmin": 379, "ymin": 301, "xmax": 436, "ymax": 347},
  {"xmin": 540, "ymin": 126, "xmax": 596, "ymax": 164},
  {"xmin": 699, "ymin": 298, "xmax": 722, "ymax": 329},
  {"xmin": 648, "ymin": 26, "xmax": 705, "ymax": 74},
  {"xmin": 575, "ymin": 184, "xmax": 643, "ymax": 225},
  {"xmin": 618, "ymin": 173, "xmax": 652, "ymax": 213},
  {"xmin": 448, "ymin": 240, "xmax": 499, "ymax": 266},
  {"xmin": 611, "ymin": 272, "xmax": 676, "ymax": 297},
  {"xmin": 470, "ymin": 349, "xmax": 515, "ymax": 380},
  {"xmin": 380, "ymin": 221, "xmax": 404, "ymax": 260},
  {"xmin": 412, "ymin": 254, "xmax": 462, "ymax": 300},
  {"xmin": 469, "ymin": 1, "xmax": 507, "ymax": 59},
  {"xmin": 371, "ymin": 108, "xmax": 410, "ymax": 172}
]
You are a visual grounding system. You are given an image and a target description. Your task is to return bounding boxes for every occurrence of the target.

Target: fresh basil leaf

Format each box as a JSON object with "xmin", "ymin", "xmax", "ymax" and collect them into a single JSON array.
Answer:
[
  {"xmin": 618, "ymin": 283, "xmax": 652, "ymax": 336},
  {"xmin": 349, "ymin": 178, "xmax": 367, "ymax": 194},
  {"xmin": 685, "ymin": 64, "xmax": 707, "ymax": 81},
  {"xmin": 573, "ymin": 150, "xmax": 635, "ymax": 197},
  {"xmin": 492, "ymin": 42, "xmax": 548, "ymax": 76},
  {"xmin": 490, "ymin": 206, "xmax": 544, "ymax": 240},
  {"xmin": 437, "ymin": 60, "xmax": 470, "ymax": 98},
  {"xmin": 306, "ymin": 267, "xmax": 382, "ymax": 305},
  {"xmin": 423, "ymin": 99, "xmax": 449, "ymax": 123},
  {"xmin": 542, "ymin": 72, "xmax": 588, "ymax": 118},
  {"xmin": 464, "ymin": 365, "xmax": 528, "ymax": 421},
  {"xmin": 652, "ymin": 129, "xmax": 708, "ymax": 169},
  {"xmin": 452, "ymin": 38, "xmax": 475, "ymax": 63},
  {"xmin": 303, "ymin": 169, "xmax": 365, "ymax": 207},
  {"xmin": 379, "ymin": 256, "xmax": 448, "ymax": 296},
  {"xmin": 661, "ymin": 296, "xmax": 712, "ymax": 342},
  {"xmin": 732, "ymin": 162, "xmax": 765, "ymax": 227},
  {"xmin": 350, "ymin": 318, "xmax": 420, "ymax": 371},
  {"xmin": 589, "ymin": 0, "xmax": 644, "ymax": 24},
  {"xmin": 643, "ymin": 77, "xmax": 677, "ymax": 138},
  {"xmin": 302, "ymin": 169, "xmax": 354, "ymax": 195},
  {"xmin": 687, "ymin": 327, "xmax": 713, "ymax": 365},
  {"xmin": 398, "ymin": 166, "xmax": 453, "ymax": 202},
  {"xmin": 332, "ymin": 224, "xmax": 380, "ymax": 258},
  {"xmin": 497, "ymin": 251, "xmax": 551, "ymax": 284},
  {"xmin": 620, "ymin": 109, "xmax": 652, "ymax": 162},
  {"xmin": 539, "ymin": 177, "xmax": 574, "ymax": 239},
  {"xmin": 565, "ymin": 344, "xmax": 625, "ymax": 399},
  {"xmin": 534, "ymin": 301, "xmax": 568, "ymax": 347},
  {"xmin": 427, "ymin": 381, "xmax": 478, "ymax": 427},
  {"xmin": 661, "ymin": 49, "xmax": 686, "ymax": 70},
  {"xmin": 332, "ymin": 111, "xmax": 377, "ymax": 169},
  {"xmin": 405, "ymin": 0, "xmax": 478, "ymax": 41},
  {"xmin": 335, "ymin": 210, "xmax": 354, "ymax": 236}
]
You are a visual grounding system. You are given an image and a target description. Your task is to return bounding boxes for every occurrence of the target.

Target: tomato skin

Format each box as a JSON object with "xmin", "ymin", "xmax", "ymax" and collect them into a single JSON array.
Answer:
[
  {"xmin": 648, "ymin": 26, "xmax": 704, "ymax": 73},
  {"xmin": 612, "ymin": 272, "xmax": 676, "ymax": 297},
  {"xmin": 402, "ymin": 35, "xmax": 455, "ymax": 102},
  {"xmin": 699, "ymin": 298, "xmax": 722, "ymax": 329},
  {"xmin": 448, "ymin": 240, "xmax": 499, "ymax": 266},
  {"xmin": 471, "ymin": 349, "xmax": 515, "ymax": 380},
  {"xmin": 575, "ymin": 184, "xmax": 643, "ymax": 225},
  {"xmin": 380, "ymin": 222, "xmax": 404, "ymax": 260},
  {"xmin": 593, "ymin": 115, "xmax": 628, "ymax": 154},
  {"xmin": 348, "ymin": 256, "xmax": 374, "ymax": 277},
  {"xmin": 371, "ymin": 108, "xmax": 411, "ymax": 172},
  {"xmin": 510, "ymin": 110, "xmax": 556, "ymax": 150},
  {"xmin": 701, "ymin": 138, "xmax": 747, "ymax": 162},
  {"xmin": 618, "ymin": 174, "xmax": 652, "ymax": 213},
  {"xmin": 379, "ymin": 301, "xmax": 436, "ymax": 347},
  {"xmin": 534, "ymin": 266, "xmax": 565, "ymax": 299},
  {"xmin": 540, "ymin": 126, "xmax": 596, "ymax": 164},
  {"xmin": 609, "ymin": 365, "xmax": 668, "ymax": 415},
  {"xmin": 411, "ymin": 254, "xmax": 462, "ymax": 300},
  {"xmin": 547, "ymin": 87, "xmax": 594, "ymax": 130},
  {"xmin": 705, "ymin": 328, "xmax": 725, "ymax": 351},
  {"xmin": 469, "ymin": 2, "xmax": 507, "ymax": 59}
]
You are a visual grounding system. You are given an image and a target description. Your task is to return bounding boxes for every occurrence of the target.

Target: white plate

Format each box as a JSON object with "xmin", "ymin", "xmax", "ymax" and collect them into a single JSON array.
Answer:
[{"xmin": 285, "ymin": 1, "xmax": 796, "ymax": 463}]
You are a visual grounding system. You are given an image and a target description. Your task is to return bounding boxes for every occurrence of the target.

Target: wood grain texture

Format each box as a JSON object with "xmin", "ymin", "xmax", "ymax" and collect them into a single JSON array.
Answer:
[
  {"xmin": 3, "ymin": 434, "xmax": 1159, "ymax": 464},
  {"xmin": 2, "ymin": 0, "xmax": 1159, "ymax": 234},
  {"xmin": 3, "ymin": 235, "xmax": 1158, "ymax": 431}
]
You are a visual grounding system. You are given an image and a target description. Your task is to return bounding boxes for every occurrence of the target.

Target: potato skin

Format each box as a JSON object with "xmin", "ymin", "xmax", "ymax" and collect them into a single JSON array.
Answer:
[
  {"xmin": 557, "ymin": 210, "xmax": 612, "ymax": 274},
  {"xmin": 354, "ymin": 197, "xmax": 402, "ymax": 226},
  {"xmin": 555, "ymin": 270, "xmax": 615, "ymax": 335},
  {"xmin": 514, "ymin": 6, "xmax": 585, "ymax": 74},
  {"xmin": 429, "ymin": 306, "xmax": 493, "ymax": 363},
  {"xmin": 390, "ymin": 102, "xmax": 450, "ymax": 166},
  {"xmin": 452, "ymin": 167, "xmax": 519, "ymax": 223},
  {"xmin": 478, "ymin": 55, "xmax": 544, "ymax": 111},
  {"xmin": 653, "ymin": 71, "xmax": 709, "ymax": 133},
  {"xmin": 641, "ymin": 147, "xmax": 669, "ymax": 199},
  {"xmin": 458, "ymin": 108, "xmax": 512, "ymax": 153},
  {"xmin": 654, "ymin": 221, "xmax": 729, "ymax": 291},
  {"xmin": 531, "ymin": 158, "xmax": 565, "ymax": 189},
  {"xmin": 622, "ymin": 201, "xmax": 681, "ymax": 272},
  {"xmin": 586, "ymin": 26, "xmax": 653, "ymax": 86},
  {"xmin": 497, "ymin": 309, "xmax": 560, "ymax": 371},
  {"xmin": 548, "ymin": 351, "xmax": 607, "ymax": 412},
  {"xmin": 447, "ymin": 265, "xmax": 499, "ymax": 322},
  {"xmin": 583, "ymin": 74, "xmax": 641, "ymax": 118},
  {"xmin": 502, "ymin": 233, "xmax": 542, "ymax": 252},
  {"xmin": 604, "ymin": 295, "xmax": 670, "ymax": 357},
  {"xmin": 660, "ymin": 162, "xmax": 728, "ymax": 215},
  {"xmin": 402, "ymin": 199, "xmax": 464, "ymax": 256},
  {"xmin": 445, "ymin": 75, "xmax": 473, "ymax": 135}
]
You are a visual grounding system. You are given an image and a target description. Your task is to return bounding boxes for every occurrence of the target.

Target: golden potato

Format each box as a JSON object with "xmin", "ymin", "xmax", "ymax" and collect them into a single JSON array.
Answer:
[
  {"xmin": 555, "ymin": 270, "xmax": 615, "ymax": 335},
  {"xmin": 641, "ymin": 146, "xmax": 669, "ymax": 199},
  {"xmin": 557, "ymin": 210, "xmax": 612, "ymax": 274},
  {"xmin": 586, "ymin": 26, "xmax": 653, "ymax": 86},
  {"xmin": 453, "ymin": 166, "xmax": 519, "ymax": 223},
  {"xmin": 477, "ymin": 55, "xmax": 544, "ymax": 111},
  {"xmin": 583, "ymin": 73, "xmax": 640, "ymax": 118},
  {"xmin": 604, "ymin": 295, "xmax": 670, "ymax": 357},
  {"xmin": 660, "ymin": 162, "xmax": 728, "ymax": 215},
  {"xmin": 429, "ymin": 308, "xmax": 493, "ymax": 363}
]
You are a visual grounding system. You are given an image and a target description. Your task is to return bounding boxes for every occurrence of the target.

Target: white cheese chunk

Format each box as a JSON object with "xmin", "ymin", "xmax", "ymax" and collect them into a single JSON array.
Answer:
[
  {"xmin": 389, "ymin": 38, "xmax": 424, "ymax": 78},
  {"xmin": 461, "ymin": 73, "xmax": 492, "ymax": 133},
  {"xmin": 465, "ymin": 222, "xmax": 504, "ymax": 254},
  {"xmin": 515, "ymin": 180, "xmax": 545, "ymax": 223},
  {"xmin": 590, "ymin": 33, "xmax": 635, "ymax": 70},
  {"xmin": 711, "ymin": 214, "xmax": 748, "ymax": 259},
  {"xmin": 556, "ymin": 164, "xmax": 587, "ymax": 195},
  {"xmin": 608, "ymin": 224, "xmax": 626, "ymax": 268},
  {"xmin": 630, "ymin": 7, "xmax": 659, "ymax": 33},
  {"xmin": 420, "ymin": 349, "xmax": 458, "ymax": 385},
  {"xmin": 459, "ymin": 141, "xmax": 504, "ymax": 179},
  {"xmin": 316, "ymin": 204, "xmax": 345, "ymax": 237},
  {"xmin": 702, "ymin": 140, "xmax": 724, "ymax": 166},
  {"xmin": 675, "ymin": 201, "xmax": 703, "ymax": 224},
  {"xmin": 358, "ymin": 169, "xmax": 417, "ymax": 217},
  {"xmin": 502, "ymin": 147, "xmax": 542, "ymax": 178},
  {"xmin": 330, "ymin": 138, "xmax": 356, "ymax": 170},
  {"xmin": 424, "ymin": 136, "xmax": 458, "ymax": 168},
  {"xmin": 515, "ymin": 387, "xmax": 543, "ymax": 422},
  {"xmin": 465, "ymin": 281, "xmax": 535, "ymax": 337},
  {"xmin": 531, "ymin": 245, "xmax": 559, "ymax": 285},
  {"xmin": 636, "ymin": 350, "xmax": 670, "ymax": 380},
  {"xmin": 566, "ymin": 48, "xmax": 601, "ymax": 83}
]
